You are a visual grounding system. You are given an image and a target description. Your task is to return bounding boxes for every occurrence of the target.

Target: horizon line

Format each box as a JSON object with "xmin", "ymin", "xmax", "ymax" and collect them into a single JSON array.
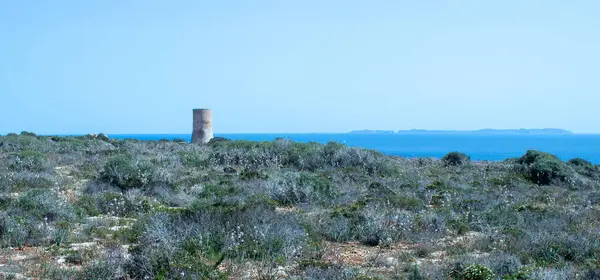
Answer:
[
  {"xmin": 7, "ymin": 132, "xmax": 599, "ymax": 136},
  {"xmin": 5, "ymin": 128, "xmax": 600, "ymax": 136}
]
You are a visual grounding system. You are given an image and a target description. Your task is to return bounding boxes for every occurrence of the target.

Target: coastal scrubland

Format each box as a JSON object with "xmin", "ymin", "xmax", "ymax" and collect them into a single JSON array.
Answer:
[{"xmin": 1, "ymin": 132, "xmax": 600, "ymax": 279}]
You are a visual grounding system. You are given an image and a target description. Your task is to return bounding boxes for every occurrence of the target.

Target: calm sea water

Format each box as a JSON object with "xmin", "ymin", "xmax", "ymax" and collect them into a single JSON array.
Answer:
[{"xmin": 109, "ymin": 134, "xmax": 600, "ymax": 164}]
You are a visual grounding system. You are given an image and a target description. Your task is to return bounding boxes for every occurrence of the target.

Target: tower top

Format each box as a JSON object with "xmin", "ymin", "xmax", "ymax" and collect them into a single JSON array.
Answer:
[{"xmin": 191, "ymin": 109, "xmax": 213, "ymax": 144}]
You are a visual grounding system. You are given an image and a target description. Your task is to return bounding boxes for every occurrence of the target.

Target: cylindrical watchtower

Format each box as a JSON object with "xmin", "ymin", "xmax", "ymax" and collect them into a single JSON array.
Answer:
[{"xmin": 192, "ymin": 109, "xmax": 213, "ymax": 144}]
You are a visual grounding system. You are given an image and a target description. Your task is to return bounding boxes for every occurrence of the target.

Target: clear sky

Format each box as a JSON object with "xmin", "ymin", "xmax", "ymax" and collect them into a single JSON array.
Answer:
[{"xmin": 1, "ymin": 1, "xmax": 599, "ymax": 134}]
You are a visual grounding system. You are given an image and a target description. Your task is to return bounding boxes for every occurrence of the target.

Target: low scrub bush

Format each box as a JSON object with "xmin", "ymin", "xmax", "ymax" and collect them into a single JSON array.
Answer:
[
  {"xmin": 240, "ymin": 167, "xmax": 269, "ymax": 181},
  {"xmin": 308, "ymin": 201, "xmax": 414, "ymax": 246},
  {"xmin": 8, "ymin": 150, "xmax": 48, "ymax": 172},
  {"xmin": 462, "ymin": 264, "xmax": 494, "ymax": 280},
  {"xmin": 3, "ymin": 172, "xmax": 55, "ymax": 192},
  {"xmin": 522, "ymin": 231, "xmax": 600, "ymax": 265},
  {"xmin": 75, "ymin": 246, "xmax": 128, "ymax": 280},
  {"xmin": 129, "ymin": 200, "xmax": 306, "ymax": 279},
  {"xmin": 179, "ymin": 150, "xmax": 210, "ymax": 168},
  {"xmin": 530, "ymin": 265, "xmax": 576, "ymax": 280},
  {"xmin": 267, "ymin": 171, "xmax": 337, "ymax": 206},
  {"xmin": 482, "ymin": 252, "xmax": 522, "ymax": 276},
  {"xmin": 568, "ymin": 157, "xmax": 593, "ymax": 168},
  {"xmin": 302, "ymin": 263, "xmax": 359, "ymax": 279},
  {"xmin": 94, "ymin": 192, "xmax": 138, "ymax": 217},
  {"xmin": 100, "ymin": 154, "xmax": 158, "ymax": 190},
  {"xmin": 568, "ymin": 157, "xmax": 599, "ymax": 179},
  {"xmin": 76, "ymin": 194, "xmax": 101, "ymax": 216},
  {"xmin": 442, "ymin": 152, "xmax": 471, "ymax": 167},
  {"xmin": 16, "ymin": 189, "xmax": 76, "ymax": 222},
  {"xmin": 518, "ymin": 150, "xmax": 573, "ymax": 185},
  {"xmin": 1, "ymin": 213, "xmax": 34, "ymax": 247},
  {"xmin": 1, "ymin": 189, "xmax": 77, "ymax": 247}
]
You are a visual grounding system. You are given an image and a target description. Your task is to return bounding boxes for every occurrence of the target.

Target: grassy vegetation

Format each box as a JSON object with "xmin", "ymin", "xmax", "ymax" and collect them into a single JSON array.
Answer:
[{"xmin": 1, "ymin": 133, "xmax": 600, "ymax": 279}]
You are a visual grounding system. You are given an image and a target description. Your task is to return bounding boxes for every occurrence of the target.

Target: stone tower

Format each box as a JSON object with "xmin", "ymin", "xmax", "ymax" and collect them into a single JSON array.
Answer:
[{"xmin": 192, "ymin": 109, "xmax": 213, "ymax": 144}]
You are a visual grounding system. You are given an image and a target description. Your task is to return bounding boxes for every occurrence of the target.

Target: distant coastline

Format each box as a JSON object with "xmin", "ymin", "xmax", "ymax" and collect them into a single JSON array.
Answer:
[{"xmin": 348, "ymin": 128, "xmax": 573, "ymax": 135}]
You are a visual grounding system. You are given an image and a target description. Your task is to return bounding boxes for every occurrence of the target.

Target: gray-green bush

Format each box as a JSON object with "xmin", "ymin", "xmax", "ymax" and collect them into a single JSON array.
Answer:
[{"xmin": 518, "ymin": 150, "xmax": 573, "ymax": 185}]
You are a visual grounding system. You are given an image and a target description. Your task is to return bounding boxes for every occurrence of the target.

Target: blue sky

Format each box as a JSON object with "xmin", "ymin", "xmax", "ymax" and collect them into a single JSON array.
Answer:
[{"xmin": 1, "ymin": 1, "xmax": 599, "ymax": 134}]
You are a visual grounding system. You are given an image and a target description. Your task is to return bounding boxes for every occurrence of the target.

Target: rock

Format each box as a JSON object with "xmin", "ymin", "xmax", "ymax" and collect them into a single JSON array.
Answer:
[
  {"xmin": 275, "ymin": 266, "xmax": 288, "ymax": 278},
  {"xmin": 384, "ymin": 257, "xmax": 397, "ymax": 267},
  {"xmin": 97, "ymin": 133, "xmax": 109, "ymax": 141}
]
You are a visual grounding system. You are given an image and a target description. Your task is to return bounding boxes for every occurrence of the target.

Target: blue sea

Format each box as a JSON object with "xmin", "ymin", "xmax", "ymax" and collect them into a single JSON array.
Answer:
[{"xmin": 109, "ymin": 134, "xmax": 600, "ymax": 164}]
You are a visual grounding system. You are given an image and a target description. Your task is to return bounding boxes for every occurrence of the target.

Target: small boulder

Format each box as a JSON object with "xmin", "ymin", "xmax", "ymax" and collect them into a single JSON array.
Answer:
[{"xmin": 97, "ymin": 133, "xmax": 109, "ymax": 141}]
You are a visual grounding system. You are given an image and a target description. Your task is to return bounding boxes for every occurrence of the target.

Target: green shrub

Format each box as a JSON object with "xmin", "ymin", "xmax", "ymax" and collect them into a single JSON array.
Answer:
[
  {"xmin": 54, "ymin": 220, "xmax": 71, "ymax": 246},
  {"xmin": 582, "ymin": 269, "xmax": 600, "ymax": 280},
  {"xmin": 10, "ymin": 174, "xmax": 54, "ymax": 192},
  {"xmin": 270, "ymin": 172, "xmax": 335, "ymax": 205},
  {"xmin": 76, "ymin": 194, "xmax": 101, "ymax": 216},
  {"xmin": 524, "ymin": 231, "xmax": 600, "ymax": 265},
  {"xmin": 170, "ymin": 250, "xmax": 228, "ymax": 279},
  {"xmin": 462, "ymin": 264, "xmax": 494, "ymax": 280},
  {"xmin": 0, "ymin": 195, "xmax": 11, "ymax": 211},
  {"xmin": 441, "ymin": 152, "xmax": 470, "ymax": 167},
  {"xmin": 518, "ymin": 150, "xmax": 572, "ymax": 185},
  {"xmin": 299, "ymin": 172, "xmax": 335, "ymax": 199},
  {"xmin": 366, "ymin": 182, "xmax": 394, "ymax": 198},
  {"xmin": 308, "ymin": 201, "xmax": 413, "ymax": 245},
  {"xmin": 568, "ymin": 158, "xmax": 593, "ymax": 168},
  {"xmin": 1, "ymin": 214, "xmax": 31, "ymax": 247},
  {"xmin": 406, "ymin": 263, "xmax": 426, "ymax": 280},
  {"xmin": 200, "ymin": 183, "xmax": 239, "ymax": 199},
  {"xmin": 129, "ymin": 202, "xmax": 305, "ymax": 279},
  {"xmin": 1, "ymin": 190, "xmax": 76, "ymax": 247},
  {"xmin": 77, "ymin": 258, "xmax": 126, "ymax": 280},
  {"xmin": 179, "ymin": 151, "xmax": 209, "ymax": 168},
  {"xmin": 240, "ymin": 168, "xmax": 268, "ymax": 181},
  {"xmin": 207, "ymin": 137, "xmax": 230, "ymax": 146},
  {"xmin": 502, "ymin": 266, "xmax": 534, "ymax": 280},
  {"xmin": 385, "ymin": 194, "xmax": 425, "ymax": 211},
  {"xmin": 568, "ymin": 158, "xmax": 599, "ymax": 178},
  {"xmin": 8, "ymin": 150, "xmax": 48, "ymax": 172},
  {"xmin": 447, "ymin": 217, "xmax": 470, "ymax": 235},
  {"xmin": 17, "ymin": 189, "xmax": 76, "ymax": 221},
  {"xmin": 483, "ymin": 252, "xmax": 522, "ymax": 277},
  {"xmin": 100, "ymin": 154, "xmax": 157, "ymax": 189},
  {"xmin": 95, "ymin": 192, "xmax": 137, "ymax": 217}
]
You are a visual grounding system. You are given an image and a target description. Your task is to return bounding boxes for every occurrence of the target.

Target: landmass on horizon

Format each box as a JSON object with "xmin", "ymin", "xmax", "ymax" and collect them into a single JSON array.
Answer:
[{"xmin": 348, "ymin": 128, "xmax": 573, "ymax": 135}]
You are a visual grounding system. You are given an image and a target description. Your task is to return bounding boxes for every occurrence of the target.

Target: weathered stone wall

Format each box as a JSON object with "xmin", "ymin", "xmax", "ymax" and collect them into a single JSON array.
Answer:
[{"xmin": 192, "ymin": 109, "xmax": 213, "ymax": 144}]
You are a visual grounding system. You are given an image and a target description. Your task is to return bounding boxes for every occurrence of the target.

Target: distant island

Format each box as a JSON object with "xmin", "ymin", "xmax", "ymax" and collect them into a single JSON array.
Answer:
[
  {"xmin": 346, "ymin": 129, "xmax": 396, "ymax": 134},
  {"xmin": 348, "ymin": 128, "xmax": 573, "ymax": 135}
]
